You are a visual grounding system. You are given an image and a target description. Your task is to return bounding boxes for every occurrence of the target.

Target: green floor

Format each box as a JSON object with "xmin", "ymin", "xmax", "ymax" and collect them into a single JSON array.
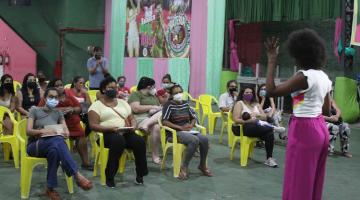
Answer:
[{"xmin": 1, "ymin": 117, "xmax": 360, "ymax": 200}]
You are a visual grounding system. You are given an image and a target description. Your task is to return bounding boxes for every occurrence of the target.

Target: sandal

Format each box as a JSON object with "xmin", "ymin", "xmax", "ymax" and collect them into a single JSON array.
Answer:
[
  {"xmin": 152, "ymin": 157, "xmax": 162, "ymax": 165},
  {"xmin": 198, "ymin": 166, "xmax": 213, "ymax": 177},
  {"xmin": 45, "ymin": 187, "xmax": 61, "ymax": 200},
  {"xmin": 178, "ymin": 167, "xmax": 188, "ymax": 180},
  {"xmin": 76, "ymin": 175, "xmax": 93, "ymax": 191}
]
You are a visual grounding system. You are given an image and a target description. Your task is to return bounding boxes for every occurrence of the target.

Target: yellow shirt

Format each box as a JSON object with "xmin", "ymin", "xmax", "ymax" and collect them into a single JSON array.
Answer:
[{"xmin": 88, "ymin": 99, "xmax": 131, "ymax": 128}]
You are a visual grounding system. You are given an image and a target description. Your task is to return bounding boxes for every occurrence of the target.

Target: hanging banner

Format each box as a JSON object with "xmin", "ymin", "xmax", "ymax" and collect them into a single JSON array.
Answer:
[
  {"xmin": 351, "ymin": 0, "xmax": 360, "ymax": 46},
  {"xmin": 125, "ymin": 0, "xmax": 191, "ymax": 58}
]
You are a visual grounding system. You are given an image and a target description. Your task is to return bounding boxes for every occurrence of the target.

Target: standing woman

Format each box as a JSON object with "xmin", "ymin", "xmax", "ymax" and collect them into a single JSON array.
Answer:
[
  {"xmin": 65, "ymin": 76, "xmax": 92, "ymax": 136},
  {"xmin": 0, "ymin": 74, "xmax": 17, "ymax": 135},
  {"xmin": 17, "ymin": 73, "xmax": 41, "ymax": 117},
  {"xmin": 265, "ymin": 29, "xmax": 332, "ymax": 200}
]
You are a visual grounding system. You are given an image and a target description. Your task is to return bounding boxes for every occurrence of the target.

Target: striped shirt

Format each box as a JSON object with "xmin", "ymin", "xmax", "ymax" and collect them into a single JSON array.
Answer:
[{"xmin": 162, "ymin": 100, "xmax": 198, "ymax": 129}]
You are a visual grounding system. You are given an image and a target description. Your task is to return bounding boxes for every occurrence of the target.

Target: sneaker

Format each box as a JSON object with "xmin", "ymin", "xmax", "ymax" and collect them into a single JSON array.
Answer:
[
  {"xmin": 134, "ymin": 176, "xmax": 144, "ymax": 185},
  {"xmin": 106, "ymin": 179, "xmax": 115, "ymax": 188},
  {"xmin": 274, "ymin": 126, "xmax": 286, "ymax": 134},
  {"xmin": 264, "ymin": 158, "xmax": 278, "ymax": 168},
  {"xmin": 45, "ymin": 187, "xmax": 61, "ymax": 200}
]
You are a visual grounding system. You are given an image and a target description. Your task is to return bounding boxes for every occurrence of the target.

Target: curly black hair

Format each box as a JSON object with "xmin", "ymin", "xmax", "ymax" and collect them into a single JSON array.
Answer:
[
  {"xmin": 287, "ymin": 28, "xmax": 326, "ymax": 70},
  {"xmin": 99, "ymin": 76, "xmax": 117, "ymax": 94}
]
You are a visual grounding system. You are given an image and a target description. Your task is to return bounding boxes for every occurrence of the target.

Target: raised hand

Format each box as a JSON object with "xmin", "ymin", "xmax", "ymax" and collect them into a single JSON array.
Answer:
[{"xmin": 264, "ymin": 37, "xmax": 280, "ymax": 61}]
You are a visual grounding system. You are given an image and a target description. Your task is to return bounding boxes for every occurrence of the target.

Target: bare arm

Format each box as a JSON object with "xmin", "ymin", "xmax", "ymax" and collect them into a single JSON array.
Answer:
[
  {"xmin": 10, "ymin": 95, "xmax": 17, "ymax": 113},
  {"xmin": 255, "ymin": 104, "xmax": 268, "ymax": 121},
  {"xmin": 232, "ymin": 101, "xmax": 256, "ymax": 125},
  {"xmin": 220, "ymin": 107, "xmax": 230, "ymax": 112},
  {"xmin": 162, "ymin": 120, "xmax": 184, "ymax": 131},
  {"xmin": 130, "ymin": 101, "xmax": 159, "ymax": 114},
  {"xmin": 322, "ymin": 93, "xmax": 331, "ymax": 117},
  {"xmin": 16, "ymin": 91, "xmax": 29, "ymax": 116},
  {"xmin": 88, "ymin": 110, "xmax": 118, "ymax": 133},
  {"xmin": 269, "ymin": 97, "xmax": 276, "ymax": 116},
  {"xmin": 265, "ymin": 37, "xmax": 308, "ymax": 97}
]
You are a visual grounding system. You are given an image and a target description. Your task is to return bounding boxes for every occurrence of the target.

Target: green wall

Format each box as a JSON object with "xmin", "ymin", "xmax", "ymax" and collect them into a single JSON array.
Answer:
[
  {"xmin": 0, "ymin": 0, "xmax": 104, "ymax": 83},
  {"xmin": 220, "ymin": 70, "xmax": 238, "ymax": 95}
]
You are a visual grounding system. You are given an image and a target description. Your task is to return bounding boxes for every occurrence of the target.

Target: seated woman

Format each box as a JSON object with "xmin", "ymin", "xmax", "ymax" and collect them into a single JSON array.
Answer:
[
  {"xmin": 257, "ymin": 84, "xmax": 286, "ymax": 139},
  {"xmin": 117, "ymin": 76, "xmax": 130, "ymax": 100},
  {"xmin": 26, "ymin": 87, "xmax": 92, "ymax": 199},
  {"xmin": 0, "ymin": 74, "xmax": 17, "ymax": 135},
  {"xmin": 37, "ymin": 70, "xmax": 48, "ymax": 98},
  {"xmin": 162, "ymin": 84, "xmax": 212, "ymax": 180},
  {"xmin": 65, "ymin": 76, "xmax": 92, "ymax": 136},
  {"xmin": 88, "ymin": 77, "xmax": 148, "ymax": 187},
  {"xmin": 324, "ymin": 97, "xmax": 352, "ymax": 158},
  {"xmin": 128, "ymin": 77, "xmax": 162, "ymax": 164},
  {"xmin": 232, "ymin": 87, "xmax": 278, "ymax": 167},
  {"xmin": 16, "ymin": 73, "xmax": 40, "ymax": 117},
  {"xmin": 38, "ymin": 79, "xmax": 92, "ymax": 170}
]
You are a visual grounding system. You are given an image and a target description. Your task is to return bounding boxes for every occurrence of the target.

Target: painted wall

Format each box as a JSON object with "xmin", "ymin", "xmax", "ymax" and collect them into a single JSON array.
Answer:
[
  {"xmin": 105, "ymin": 0, "xmax": 225, "ymax": 98},
  {"xmin": 220, "ymin": 70, "xmax": 238, "ymax": 94},
  {"xmin": 0, "ymin": 18, "xmax": 36, "ymax": 81}
]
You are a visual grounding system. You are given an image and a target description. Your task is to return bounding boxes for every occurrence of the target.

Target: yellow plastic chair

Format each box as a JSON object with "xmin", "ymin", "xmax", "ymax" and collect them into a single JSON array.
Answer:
[
  {"xmin": 0, "ymin": 106, "xmax": 19, "ymax": 168},
  {"xmin": 88, "ymin": 90, "xmax": 98, "ymax": 103},
  {"xmin": 218, "ymin": 111, "xmax": 229, "ymax": 145},
  {"xmin": 85, "ymin": 81, "xmax": 89, "ymax": 89},
  {"xmin": 64, "ymin": 84, "xmax": 72, "ymax": 89},
  {"xmin": 13, "ymin": 80, "xmax": 22, "ymax": 92},
  {"xmin": 130, "ymin": 86, "xmax": 137, "ymax": 93},
  {"xmin": 182, "ymin": 92, "xmax": 201, "ymax": 117},
  {"xmin": 16, "ymin": 119, "xmax": 74, "ymax": 199},
  {"xmin": 92, "ymin": 132, "xmax": 129, "ymax": 186},
  {"xmin": 228, "ymin": 111, "xmax": 259, "ymax": 167},
  {"xmin": 158, "ymin": 117, "xmax": 206, "ymax": 178},
  {"xmin": 198, "ymin": 94, "xmax": 222, "ymax": 135}
]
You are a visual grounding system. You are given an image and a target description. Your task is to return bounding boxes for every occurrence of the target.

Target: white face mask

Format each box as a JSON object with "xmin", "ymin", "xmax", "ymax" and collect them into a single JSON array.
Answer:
[
  {"xmin": 173, "ymin": 93, "xmax": 183, "ymax": 101},
  {"xmin": 149, "ymin": 88, "xmax": 157, "ymax": 96}
]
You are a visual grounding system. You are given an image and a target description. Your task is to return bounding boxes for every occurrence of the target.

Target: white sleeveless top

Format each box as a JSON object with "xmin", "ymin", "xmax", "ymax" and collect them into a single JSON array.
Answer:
[
  {"xmin": 0, "ymin": 95, "xmax": 12, "ymax": 108},
  {"xmin": 240, "ymin": 101, "xmax": 260, "ymax": 115},
  {"xmin": 291, "ymin": 69, "xmax": 332, "ymax": 117}
]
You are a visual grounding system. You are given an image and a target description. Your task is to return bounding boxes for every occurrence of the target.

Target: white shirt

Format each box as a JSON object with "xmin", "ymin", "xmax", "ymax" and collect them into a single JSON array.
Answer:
[
  {"xmin": 291, "ymin": 69, "xmax": 332, "ymax": 117},
  {"xmin": 219, "ymin": 92, "xmax": 236, "ymax": 109}
]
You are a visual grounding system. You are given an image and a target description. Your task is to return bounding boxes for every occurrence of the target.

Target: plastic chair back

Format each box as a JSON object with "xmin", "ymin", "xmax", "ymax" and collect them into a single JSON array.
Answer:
[{"xmin": 88, "ymin": 90, "xmax": 98, "ymax": 103}]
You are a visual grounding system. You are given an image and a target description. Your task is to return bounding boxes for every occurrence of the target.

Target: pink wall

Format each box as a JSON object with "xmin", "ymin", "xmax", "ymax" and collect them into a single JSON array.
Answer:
[
  {"xmin": 0, "ymin": 18, "xmax": 36, "ymax": 81},
  {"xmin": 104, "ymin": 0, "xmax": 112, "ymax": 58}
]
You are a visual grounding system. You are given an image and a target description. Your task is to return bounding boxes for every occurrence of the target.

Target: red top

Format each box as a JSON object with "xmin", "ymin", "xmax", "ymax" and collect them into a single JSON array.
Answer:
[
  {"xmin": 38, "ymin": 94, "xmax": 84, "ymax": 137},
  {"xmin": 65, "ymin": 88, "xmax": 86, "ymax": 103},
  {"xmin": 118, "ymin": 87, "xmax": 130, "ymax": 94}
]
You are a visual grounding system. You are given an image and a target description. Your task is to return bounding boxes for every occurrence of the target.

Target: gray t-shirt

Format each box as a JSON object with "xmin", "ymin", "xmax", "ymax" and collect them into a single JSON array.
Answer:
[
  {"xmin": 87, "ymin": 56, "xmax": 108, "ymax": 88},
  {"xmin": 28, "ymin": 107, "xmax": 64, "ymax": 143}
]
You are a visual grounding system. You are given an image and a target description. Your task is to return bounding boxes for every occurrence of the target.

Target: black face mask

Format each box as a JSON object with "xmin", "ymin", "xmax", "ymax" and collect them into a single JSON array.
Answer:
[
  {"xmin": 27, "ymin": 82, "xmax": 37, "ymax": 89},
  {"xmin": 39, "ymin": 78, "xmax": 46, "ymax": 83},
  {"xmin": 105, "ymin": 89, "xmax": 117, "ymax": 98},
  {"xmin": 3, "ymin": 83, "xmax": 13, "ymax": 91},
  {"xmin": 229, "ymin": 87, "xmax": 237, "ymax": 94}
]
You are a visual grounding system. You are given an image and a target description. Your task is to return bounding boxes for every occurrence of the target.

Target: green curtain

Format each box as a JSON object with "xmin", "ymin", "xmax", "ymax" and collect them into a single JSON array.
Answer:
[
  {"xmin": 137, "ymin": 58, "xmax": 154, "ymax": 82},
  {"xmin": 168, "ymin": 58, "xmax": 190, "ymax": 92},
  {"xmin": 226, "ymin": 0, "xmax": 341, "ymax": 23},
  {"xmin": 109, "ymin": 0, "xmax": 126, "ymax": 77},
  {"xmin": 206, "ymin": 0, "xmax": 226, "ymax": 97}
]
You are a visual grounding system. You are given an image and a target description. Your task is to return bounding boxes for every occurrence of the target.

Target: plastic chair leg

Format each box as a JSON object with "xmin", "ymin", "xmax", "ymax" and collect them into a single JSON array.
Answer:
[
  {"xmin": 3, "ymin": 143, "xmax": 11, "ymax": 161},
  {"xmin": 161, "ymin": 148, "xmax": 168, "ymax": 170},
  {"xmin": 100, "ymin": 150, "xmax": 109, "ymax": 186},
  {"xmin": 229, "ymin": 138, "xmax": 238, "ymax": 160},
  {"xmin": 93, "ymin": 151, "xmax": 100, "ymax": 177},
  {"xmin": 20, "ymin": 161, "xmax": 33, "ymax": 199},
  {"xmin": 240, "ymin": 141, "xmax": 250, "ymax": 167},
  {"xmin": 11, "ymin": 140, "xmax": 19, "ymax": 168},
  {"xmin": 65, "ymin": 175, "xmax": 74, "ymax": 194},
  {"xmin": 172, "ymin": 146, "xmax": 182, "ymax": 178},
  {"xmin": 118, "ymin": 152, "xmax": 127, "ymax": 174}
]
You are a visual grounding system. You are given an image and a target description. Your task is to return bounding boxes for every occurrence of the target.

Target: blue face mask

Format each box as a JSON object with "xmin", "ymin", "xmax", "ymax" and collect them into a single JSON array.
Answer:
[
  {"xmin": 46, "ymin": 98, "xmax": 59, "ymax": 108},
  {"xmin": 259, "ymin": 89, "xmax": 267, "ymax": 97}
]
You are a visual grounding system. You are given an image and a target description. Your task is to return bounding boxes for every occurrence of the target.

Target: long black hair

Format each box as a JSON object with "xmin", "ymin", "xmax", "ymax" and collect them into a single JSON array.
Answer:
[
  {"xmin": 0, "ymin": 74, "xmax": 15, "ymax": 96},
  {"xmin": 70, "ymin": 76, "xmax": 84, "ymax": 88},
  {"xmin": 21, "ymin": 73, "xmax": 40, "ymax": 98}
]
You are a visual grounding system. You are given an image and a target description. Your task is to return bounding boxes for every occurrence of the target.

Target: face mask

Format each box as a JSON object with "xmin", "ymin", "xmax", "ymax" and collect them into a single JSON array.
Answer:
[
  {"xmin": 118, "ymin": 82, "xmax": 125, "ymax": 87},
  {"xmin": 27, "ymin": 82, "xmax": 37, "ymax": 89},
  {"xmin": 3, "ymin": 83, "xmax": 13, "ymax": 91},
  {"xmin": 229, "ymin": 87, "xmax": 237, "ymax": 94},
  {"xmin": 39, "ymin": 78, "xmax": 46, "ymax": 83},
  {"xmin": 105, "ymin": 89, "xmax": 117, "ymax": 99},
  {"xmin": 173, "ymin": 93, "xmax": 183, "ymax": 101},
  {"xmin": 243, "ymin": 94, "xmax": 253, "ymax": 102},
  {"xmin": 259, "ymin": 89, "xmax": 267, "ymax": 97},
  {"xmin": 149, "ymin": 88, "xmax": 157, "ymax": 96},
  {"xmin": 46, "ymin": 98, "xmax": 59, "ymax": 108},
  {"xmin": 162, "ymin": 83, "xmax": 169, "ymax": 89}
]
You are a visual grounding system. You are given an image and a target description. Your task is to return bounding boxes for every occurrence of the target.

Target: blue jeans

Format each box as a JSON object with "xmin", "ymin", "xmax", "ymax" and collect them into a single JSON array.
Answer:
[{"xmin": 27, "ymin": 136, "xmax": 78, "ymax": 188}]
